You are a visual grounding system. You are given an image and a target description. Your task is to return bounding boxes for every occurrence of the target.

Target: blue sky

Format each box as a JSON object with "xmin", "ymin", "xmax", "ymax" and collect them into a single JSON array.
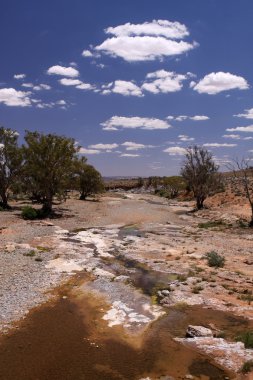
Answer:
[{"xmin": 1, "ymin": 0, "xmax": 253, "ymax": 176}]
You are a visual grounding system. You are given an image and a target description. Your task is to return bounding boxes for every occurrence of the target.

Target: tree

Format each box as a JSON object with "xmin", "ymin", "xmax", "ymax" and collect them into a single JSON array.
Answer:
[
  {"xmin": 23, "ymin": 131, "xmax": 78, "ymax": 215},
  {"xmin": 228, "ymin": 158, "xmax": 253, "ymax": 227},
  {"xmin": 181, "ymin": 146, "xmax": 220, "ymax": 210},
  {"xmin": 0, "ymin": 127, "xmax": 23, "ymax": 209},
  {"xmin": 163, "ymin": 176, "xmax": 186, "ymax": 198},
  {"xmin": 77, "ymin": 158, "xmax": 104, "ymax": 200}
]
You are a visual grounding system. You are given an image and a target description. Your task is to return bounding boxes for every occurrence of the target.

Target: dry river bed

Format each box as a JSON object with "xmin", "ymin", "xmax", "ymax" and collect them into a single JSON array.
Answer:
[{"xmin": 0, "ymin": 193, "xmax": 253, "ymax": 380}]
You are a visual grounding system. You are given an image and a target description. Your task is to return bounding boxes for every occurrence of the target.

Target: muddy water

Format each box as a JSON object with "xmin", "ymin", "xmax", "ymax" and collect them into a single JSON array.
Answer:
[{"xmin": 0, "ymin": 276, "xmax": 233, "ymax": 380}]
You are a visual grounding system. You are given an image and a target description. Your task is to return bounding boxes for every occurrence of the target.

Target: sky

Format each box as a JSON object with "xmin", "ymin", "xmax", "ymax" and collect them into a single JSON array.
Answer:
[{"xmin": 1, "ymin": 0, "xmax": 253, "ymax": 176}]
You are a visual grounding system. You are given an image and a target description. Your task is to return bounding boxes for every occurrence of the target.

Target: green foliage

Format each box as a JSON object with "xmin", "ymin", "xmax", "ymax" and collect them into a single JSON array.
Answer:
[
  {"xmin": 0, "ymin": 127, "xmax": 23, "ymax": 208},
  {"xmin": 181, "ymin": 146, "xmax": 221, "ymax": 210},
  {"xmin": 198, "ymin": 220, "xmax": 227, "ymax": 229},
  {"xmin": 163, "ymin": 176, "xmax": 186, "ymax": 198},
  {"xmin": 206, "ymin": 251, "xmax": 225, "ymax": 268},
  {"xmin": 241, "ymin": 360, "xmax": 253, "ymax": 373},
  {"xmin": 21, "ymin": 206, "xmax": 38, "ymax": 220},
  {"xmin": 22, "ymin": 131, "xmax": 78, "ymax": 214},
  {"xmin": 24, "ymin": 250, "xmax": 36, "ymax": 257},
  {"xmin": 236, "ymin": 331, "xmax": 253, "ymax": 348},
  {"xmin": 77, "ymin": 158, "xmax": 104, "ymax": 200}
]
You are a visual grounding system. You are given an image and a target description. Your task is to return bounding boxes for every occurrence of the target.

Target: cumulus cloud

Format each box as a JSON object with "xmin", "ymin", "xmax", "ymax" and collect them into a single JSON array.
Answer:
[
  {"xmin": 101, "ymin": 116, "xmax": 171, "ymax": 131},
  {"xmin": 203, "ymin": 143, "xmax": 237, "ymax": 147},
  {"xmin": 106, "ymin": 20, "xmax": 189, "ymax": 39},
  {"xmin": 120, "ymin": 153, "xmax": 140, "ymax": 157},
  {"xmin": 0, "ymin": 88, "xmax": 32, "ymax": 107},
  {"xmin": 59, "ymin": 78, "xmax": 95, "ymax": 91},
  {"xmin": 222, "ymin": 134, "xmax": 253, "ymax": 140},
  {"xmin": 79, "ymin": 148, "xmax": 101, "ymax": 155},
  {"xmin": 142, "ymin": 70, "xmax": 187, "ymax": 93},
  {"xmin": 167, "ymin": 114, "xmax": 209, "ymax": 121},
  {"xmin": 59, "ymin": 78, "xmax": 82, "ymax": 86},
  {"xmin": 106, "ymin": 80, "xmax": 143, "ymax": 97},
  {"xmin": 22, "ymin": 83, "xmax": 51, "ymax": 91},
  {"xmin": 178, "ymin": 135, "xmax": 195, "ymax": 141},
  {"xmin": 47, "ymin": 65, "xmax": 79, "ymax": 78},
  {"xmin": 190, "ymin": 115, "xmax": 209, "ymax": 121},
  {"xmin": 91, "ymin": 20, "xmax": 197, "ymax": 62},
  {"xmin": 163, "ymin": 146, "xmax": 186, "ymax": 155},
  {"xmin": 192, "ymin": 72, "xmax": 249, "ymax": 95},
  {"xmin": 33, "ymin": 84, "xmax": 51, "ymax": 91},
  {"xmin": 121, "ymin": 141, "xmax": 154, "ymax": 150},
  {"xmin": 76, "ymin": 83, "xmax": 95, "ymax": 90},
  {"xmin": 82, "ymin": 50, "xmax": 94, "ymax": 57},
  {"xmin": 226, "ymin": 125, "xmax": 253, "ymax": 133},
  {"xmin": 88, "ymin": 143, "xmax": 119, "ymax": 150},
  {"xmin": 14, "ymin": 74, "xmax": 26, "ymax": 80},
  {"xmin": 234, "ymin": 108, "xmax": 253, "ymax": 119}
]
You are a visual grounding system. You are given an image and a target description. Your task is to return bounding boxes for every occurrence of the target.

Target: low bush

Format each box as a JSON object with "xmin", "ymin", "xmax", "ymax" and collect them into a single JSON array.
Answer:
[
  {"xmin": 236, "ymin": 331, "xmax": 253, "ymax": 348},
  {"xmin": 21, "ymin": 206, "xmax": 38, "ymax": 220},
  {"xmin": 206, "ymin": 251, "xmax": 225, "ymax": 268},
  {"xmin": 241, "ymin": 360, "xmax": 253, "ymax": 373}
]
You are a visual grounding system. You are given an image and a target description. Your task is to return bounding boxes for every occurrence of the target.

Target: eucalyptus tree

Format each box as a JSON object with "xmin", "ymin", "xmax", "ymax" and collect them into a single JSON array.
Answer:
[
  {"xmin": 181, "ymin": 146, "xmax": 220, "ymax": 210},
  {"xmin": 23, "ymin": 131, "xmax": 78, "ymax": 214},
  {"xmin": 0, "ymin": 127, "xmax": 23, "ymax": 209}
]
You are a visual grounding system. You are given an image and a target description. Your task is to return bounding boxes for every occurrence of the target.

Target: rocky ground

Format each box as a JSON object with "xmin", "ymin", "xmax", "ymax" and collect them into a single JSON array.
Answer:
[{"xmin": 0, "ymin": 193, "xmax": 253, "ymax": 379}]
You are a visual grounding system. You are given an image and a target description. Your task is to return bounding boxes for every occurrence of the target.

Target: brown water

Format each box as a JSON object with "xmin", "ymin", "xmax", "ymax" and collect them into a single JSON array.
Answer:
[{"xmin": 0, "ymin": 275, "xmax": 236, "ymax": 380}]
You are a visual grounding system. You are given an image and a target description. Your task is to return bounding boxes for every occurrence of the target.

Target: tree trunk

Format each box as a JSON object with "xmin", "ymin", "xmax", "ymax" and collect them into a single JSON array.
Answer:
[
  {"xmin": 42, "ymin": 196, "xmax": 53, "ymax": 216},
  {"xmin": 196, "ymin": 195, "xmax": 205, "ymax": 210},
  {"xmin": 0, "ymin": 192, "xmax": 11, "ymax": 209},
  {"xmin": 249, "ymin": 205, "xmax": 253, "ymax": 227},
  {"xmin": 79, "ymin": 192, "xmax": 86, "ymax": 200}
]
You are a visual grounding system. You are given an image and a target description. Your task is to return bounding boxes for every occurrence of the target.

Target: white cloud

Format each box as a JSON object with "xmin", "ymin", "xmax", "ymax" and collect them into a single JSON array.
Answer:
[
  {"xmin": 56, "ymin": 100, "xmax": 66, "ymax": 105},
  {"xmin": 163, "ymin": 146, "xmax": 186, "ymax": 155},
  {"xmin": 82, "ymin": 50, "xmax": 94, "ymax": 57},
  {"xmin": 234, "ymin": 108, "xmax": 253, "ymax": 119},
  {"xmin": 47, "ymin": 65, "xmax": 79, "ymax": 78},
  {"xmin": 88, "ymin": 143, "xmax": 118, "ymax": 150},
  {"xmin": 94, "ymin": 20, "xmax": 197, "ymax": 62},
  {"xmin": 76, "ymin": 83, "xmax": 95, "ymax": 90},
  {"xmin": 79, "ymin": 148, "xmax": 101, "ymax": 155},
  {"xmin": 178, "ymin": 135, "xmax": 195, "ymax": 141},
  {"xmin": 22, "ymin": 83, "xmax": 51, "ymax": 90},
  {"xmin": 222, "ymin": 134, "xmax": 241, "ymax": 139},
  {"xmin": 14, "ymin": 73, "xmax": 26, "ymax": 80},
  {"xmin": 167, "ymin": 114, "xmax": 209, "ymax": 121},
  {"xmin": 190, "ymin": 115, "xmax": 209, "ymax": 121},
  {"xmin": 59, "ymin": 78, "xmax": 95, "ymax": 91},
  {"xmin": 110, "ymin": 80, "xmax": 143, "ymax": 97},
  {"xmin": 120, "ymin": 153, "xmax": 140, "ymax": 157},
  {"xmin": 22, "ymin": 83, "xmax": 34, "ymax": 88},
  {"xmin": 0, "ymin": 88, "xmax": 31, "ymax": 107},
  {"xmin": 192, "ymin": 72, "xmax": 249, "ymax": 95},
  {"xmin": 121, "ymin": 141, "xmax": 154, "ymax": 150},
  {"xmin": 222, "ymin": 133, "xmax": 253, "ymax": 141},
  {"xmin": 203, "ymin": 143, "xmax": 237, "ymax": 147},
  {"xmin": 106, "ymin": 20, "xmax": 189, "ymax": 39},
  {"xmin": 142, "ymin": 70, "xmax": 187, "ymax": 93},
  {"xmin": 101, "ymin": 116, "xmax": 171, "ymax": 131},
  {"xmin": 33, "ymin": 84, "xmax": 51, "ymax": 91},
  {"xmin": 226, "ymin": 125, "xmax": 253, "ymax": 133},
  {"xmin": 59, "ymin": 78, "xmax": 82, "ymax": 86}
]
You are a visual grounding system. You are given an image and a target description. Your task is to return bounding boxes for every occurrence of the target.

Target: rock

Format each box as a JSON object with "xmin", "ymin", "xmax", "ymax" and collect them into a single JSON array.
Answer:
[
  {"xmin": 186, "ymin": 325, "xmax": 213, "ymax": 338},
  {"xmin": 114, "ymin": 275, "xmax": 130, "ymax": 282},
  {"xmin": 175, "ymin": 337, "xmax": 253, "ymax": 372}
]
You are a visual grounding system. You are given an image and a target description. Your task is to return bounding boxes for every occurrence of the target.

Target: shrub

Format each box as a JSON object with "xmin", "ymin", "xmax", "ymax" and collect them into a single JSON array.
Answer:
[
  {"xmin": 206, "ymin": 251, "xmax": 225, "ymax": 268},
  {"xmin": 21, "ymin": 206, "xmax": 38, "ymax": 220},
  {"xmin": 241, "ymin": 360, "xmax": 253, "ymax": 373},
  {"xmin": 236, "ymin": 331, "xmax": 253, "ymax": 348}
]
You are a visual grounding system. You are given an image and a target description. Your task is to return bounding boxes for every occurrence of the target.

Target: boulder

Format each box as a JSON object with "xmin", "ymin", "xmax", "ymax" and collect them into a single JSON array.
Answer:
[{"xmin": 186, "ymin": 325, "xmax": 213, "ymax": 338}]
